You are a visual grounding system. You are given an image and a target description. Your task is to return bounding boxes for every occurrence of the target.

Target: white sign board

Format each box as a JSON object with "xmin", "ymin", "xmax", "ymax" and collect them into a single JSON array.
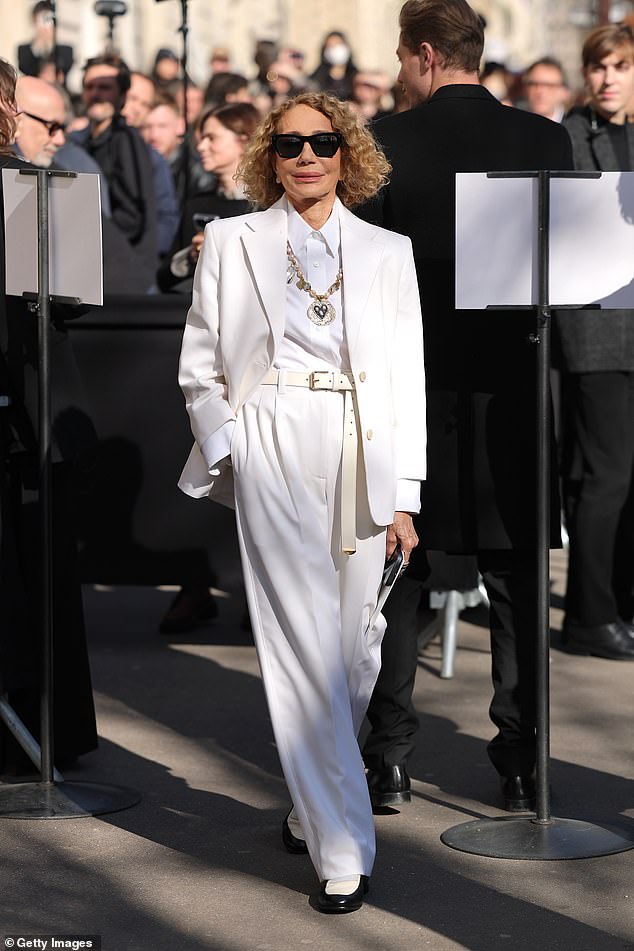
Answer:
[
  {"xmin": 2, "ymin": 168, "xmax": 103, "ymax": 306},
  {"xmin": 456, "ymin": 174, "xmax": 538, "ymax": 309},
  {"xmin": 456, "ymin": 171, "xmax": 634, "ymax": 309}
]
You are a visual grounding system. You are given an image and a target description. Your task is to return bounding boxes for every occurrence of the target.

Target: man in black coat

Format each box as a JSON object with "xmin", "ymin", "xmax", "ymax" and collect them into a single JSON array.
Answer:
[
  {"xmin": 359, "ymin": 0, "xmax": 573, "ymax": 810},
  {"xmin": 556, "ymin": 24, "xmax": 634, "ymax": 660},
  {"xmin": 71, "ymin": 55, "xmax": 158, "ymax": 294}
]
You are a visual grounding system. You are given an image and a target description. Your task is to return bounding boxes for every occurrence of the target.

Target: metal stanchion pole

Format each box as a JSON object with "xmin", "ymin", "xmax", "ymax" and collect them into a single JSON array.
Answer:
[
  {"xmin": 440, "ymin": 170, "xmax": 634, "ymax": 859},
  {"xmin": 534, "ymin": 169, "xmax": 552, "ymax": 826},
  {"xmin": 0, "ymin": 167, "xmax": 140, "ymax": 819},
  {"xmin": 35, "ymin": 169, "xmax": 54, "ymax": 787}
]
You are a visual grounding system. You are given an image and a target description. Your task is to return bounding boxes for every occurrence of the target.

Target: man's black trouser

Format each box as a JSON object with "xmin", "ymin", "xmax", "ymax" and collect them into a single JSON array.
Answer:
[
  {"xmin": 562, "ymin": 370, "xmax": 634, "ymax": 627},
  {"xmin": 363, "ymin": 549, "xmax": 539, "ymax": 780}
]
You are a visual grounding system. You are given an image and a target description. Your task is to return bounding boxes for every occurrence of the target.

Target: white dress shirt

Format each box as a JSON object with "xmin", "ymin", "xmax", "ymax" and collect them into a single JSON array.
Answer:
[
  {"xmin": 200, "ymin": 196, "xmax": 420, "ymax": 514},
  {"xmin": 275, "ymin": 196, "xmax": 350, "ymax": 371}
]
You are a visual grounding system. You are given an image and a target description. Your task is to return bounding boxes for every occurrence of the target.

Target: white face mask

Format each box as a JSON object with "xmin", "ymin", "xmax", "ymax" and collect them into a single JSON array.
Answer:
[{"xmin": 324, "ymin": 44, "xmax": 350, "ymax": 67}]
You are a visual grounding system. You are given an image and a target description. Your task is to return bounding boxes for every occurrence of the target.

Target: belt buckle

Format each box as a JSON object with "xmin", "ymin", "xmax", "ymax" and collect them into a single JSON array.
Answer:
[{"xmin": 309, "ymin": 370, "xmax": 335, "ymax": 390}]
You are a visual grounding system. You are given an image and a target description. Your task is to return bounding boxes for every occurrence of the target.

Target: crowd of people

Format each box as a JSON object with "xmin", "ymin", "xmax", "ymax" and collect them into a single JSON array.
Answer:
[
  {"xmin": 1, "ymin": 0, "xmax": 634, "ymax": 918},
  {"xmin": 4, "ymin": 2, "xmax": 601, "ymax": 301}
]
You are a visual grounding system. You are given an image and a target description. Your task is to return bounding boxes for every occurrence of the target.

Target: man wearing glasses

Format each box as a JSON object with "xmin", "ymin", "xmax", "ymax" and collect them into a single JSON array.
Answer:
[
  {"xmin": 71, "ymin": 55, "xmax": 158, "ymax": 291},
  {"xmin": 522, "ymin": 58, "xmax": 570, "ymax": 123},
  {"xmin": 15, "ymin": 75, "xmax": 113, "ymax": 219},
  {"xmin": 14, "ymin": 74, "xmax": 66, "ymax": 167}
]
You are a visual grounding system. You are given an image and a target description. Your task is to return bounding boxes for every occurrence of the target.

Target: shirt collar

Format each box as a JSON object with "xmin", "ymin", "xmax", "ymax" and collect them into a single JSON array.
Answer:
[{"xmin": 284, "ymin": 194, "xmax": 341, "ymax": 257}]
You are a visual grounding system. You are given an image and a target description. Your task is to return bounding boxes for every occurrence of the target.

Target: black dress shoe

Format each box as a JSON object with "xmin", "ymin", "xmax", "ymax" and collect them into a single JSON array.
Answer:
[
  {"xmin": 562, "ymin": 620, "xmax": 634, "ymax": 660},
  {"xmin": 282, "ymin": 810, "xmax": 308, "ymax": 854},
  {"xmin": 316, "ymin": 875, "xmax": 369, "ymax": 914},
  {"xmin": 501, "ymin": 775, "xmax": 536, "ymax": 812},
  {"xmin": 159, "ymin": 586, "xmax": 219, "ymax": 634},
  {"xmin": 366, "ymin": 766, "xmax": 411, "ymax": 808}
]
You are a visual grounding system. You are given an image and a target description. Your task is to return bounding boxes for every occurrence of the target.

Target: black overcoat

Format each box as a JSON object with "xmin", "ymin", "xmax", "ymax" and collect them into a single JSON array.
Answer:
[
  {"xmin": 554, "ymin": 106, "xmax": 634, "ymax": 373},
  {"xmin": 361, "ymin": 84, "xmax": 573, "ymax": 551}
]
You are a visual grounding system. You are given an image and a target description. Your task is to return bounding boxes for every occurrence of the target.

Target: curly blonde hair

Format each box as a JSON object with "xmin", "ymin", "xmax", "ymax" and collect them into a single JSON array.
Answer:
[
  {"xmin": 0, "ymin": 59, "xmax": 18, "ymax": 154},
  {"xmin": 238, "ymin": 92, "xmax": 391, "ymax": 209}
]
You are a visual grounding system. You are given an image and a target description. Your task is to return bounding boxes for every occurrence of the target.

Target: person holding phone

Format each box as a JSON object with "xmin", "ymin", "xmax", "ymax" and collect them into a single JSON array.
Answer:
[
  {"xmin": 156, "ymin": 102, "xmax": 259, "ymax": 296},
  {"xmin": 178, "ymin": 92, "xmax": 426, "ymax": 912},
  {"xmin": 17, "ymin": 1, "xmax": 74, "ymax": 86}
]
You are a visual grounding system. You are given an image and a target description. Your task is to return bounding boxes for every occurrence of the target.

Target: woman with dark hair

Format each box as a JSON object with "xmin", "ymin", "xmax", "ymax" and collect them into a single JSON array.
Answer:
[
  {"xmin": 178, "ymin": 91, "xmax": 426, "ymax": 912},
  {"xmin": 203, "ymin": 72, "xmax": 251, "ymax": 110},
  {"xmin": 157, "ymin": 102, "xmax": 260, "ymax": 295},
  {"xmin": 309, "ymin": 31, "xmax": 358, "ymax": 100}
]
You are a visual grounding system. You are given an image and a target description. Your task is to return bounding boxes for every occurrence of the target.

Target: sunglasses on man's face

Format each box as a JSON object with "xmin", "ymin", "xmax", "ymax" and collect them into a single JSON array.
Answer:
[
  {"xmin": 21, "ymin": 110, "xmax": 67, "ymax": 136},
  {"xmin": 272, "ymin": 132, "xmax": 342, "ymax": 159}
]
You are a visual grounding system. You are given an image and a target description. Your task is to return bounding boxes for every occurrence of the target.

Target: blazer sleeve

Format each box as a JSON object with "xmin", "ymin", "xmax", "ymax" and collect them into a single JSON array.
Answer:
[
  {"xmin": 178, "ymin": 222, "xmax": 236, "ymax": 463},
  {"xmin": 391, "ymin": 238, "xmax": 427, "ymax": 486}
]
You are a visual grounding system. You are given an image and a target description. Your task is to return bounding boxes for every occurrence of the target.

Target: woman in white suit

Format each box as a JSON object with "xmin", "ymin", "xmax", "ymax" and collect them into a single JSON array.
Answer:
[{"xmin": 178, "ymin": 92, "xmax": 426, "ymax": 913}]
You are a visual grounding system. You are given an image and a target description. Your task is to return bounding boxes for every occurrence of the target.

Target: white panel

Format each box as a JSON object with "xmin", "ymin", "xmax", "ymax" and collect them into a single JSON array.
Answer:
[
  {"xmin": 455, "ymin": 172, "xmax": 538, "ymax": 309},
  {"xmin": 3, "ymin": 169, "xmax": 103, "ymax": 306},
  {"xmin": 550, "ymin": 172, "xmax": 634, "ymax": 308}
]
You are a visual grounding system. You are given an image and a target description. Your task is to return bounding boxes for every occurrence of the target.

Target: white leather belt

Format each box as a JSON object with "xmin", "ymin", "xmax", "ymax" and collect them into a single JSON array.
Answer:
[{"xmin": 261, "ymin": 368, "xmax": 359, "ymax": 554}]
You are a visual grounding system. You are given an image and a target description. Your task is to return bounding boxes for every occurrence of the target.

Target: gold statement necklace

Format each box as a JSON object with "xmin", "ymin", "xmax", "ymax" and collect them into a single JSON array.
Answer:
[{"xmin": 286, "ymin": 241, "xmax": 343, "ymax": 327}]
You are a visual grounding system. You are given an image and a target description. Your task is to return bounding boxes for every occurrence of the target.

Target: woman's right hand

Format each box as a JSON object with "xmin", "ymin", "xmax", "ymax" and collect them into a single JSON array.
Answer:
[{"xmin": 190, "ymin": 231, "xmax": 205, "ymax": 264}]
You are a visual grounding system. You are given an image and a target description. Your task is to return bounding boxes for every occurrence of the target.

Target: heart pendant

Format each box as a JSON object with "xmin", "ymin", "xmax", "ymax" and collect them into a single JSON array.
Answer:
[{"xmin": 308, "ymin": 300, "xmax": 336, "ymax": 326}]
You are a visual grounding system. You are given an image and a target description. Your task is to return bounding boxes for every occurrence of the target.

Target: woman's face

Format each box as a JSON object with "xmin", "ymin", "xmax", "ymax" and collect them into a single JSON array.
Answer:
[
  {"xmin": 273, "ymin": 104, "xmax": 342, "ymax": 210},
  {"xmin": 323, "ymin": 34, "xmax": 350, "ymax": 67},
  {"xmin": 197, "ymin": 116, "xmax": 246, "ymax": 174}
]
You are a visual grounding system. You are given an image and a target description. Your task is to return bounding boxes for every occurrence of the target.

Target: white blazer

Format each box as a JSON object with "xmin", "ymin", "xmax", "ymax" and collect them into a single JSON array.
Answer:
[{"xmin": 178, "ymin": 198, "xmax": 426, "ymax": 527}]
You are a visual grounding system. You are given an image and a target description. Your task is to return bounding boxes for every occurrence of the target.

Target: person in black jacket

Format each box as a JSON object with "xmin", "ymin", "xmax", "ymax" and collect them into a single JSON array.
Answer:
[
  {"xmin": 309, "ymin": 31, "xmax": 358, "ymax": 101},
  {"xmin": 556, "ymin": 25, "xmax": 634, "ymax": 660},
  {"xmin": 70, "ymin": 55, "xmax": 158, "ymax": 293},
  {"xmin": 155, "ymin": 102, "xmax": 258, "ymax": 634},
  {"xmin": 358, "ymin": 0, "xmax": 573, "ymax": 811},
  {"xmin": 17, "ymin": 1, "xmax": 73, "ymax": 86}
]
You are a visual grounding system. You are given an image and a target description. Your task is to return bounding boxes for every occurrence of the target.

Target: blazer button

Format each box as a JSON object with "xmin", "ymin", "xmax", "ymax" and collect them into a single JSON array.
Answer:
[
  {"xmin": 359, "ymin": 371, "xmax": 367, "ymax": 382},
  {"xmin": 366, "ymin": 429, "xmax": 373, "ymax": 440}
]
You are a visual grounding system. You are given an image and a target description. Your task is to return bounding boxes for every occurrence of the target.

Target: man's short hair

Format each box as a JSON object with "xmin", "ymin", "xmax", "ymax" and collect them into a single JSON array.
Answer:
[
  {"xmin": 524, "ymin": 56, "xmax": 567, "ymax": 88},
  {"xmin": 399, "ymin": 0, "xmax": 484, "ymax": 73},
  {"xmin": 151, "ymin": 91, "xmax": 182, "ymax": 116},
  {"xmin": 32, "ymin": 1, "xmax": 53, "ymax": 19},
  {"xmin": 83, "ymin": 54, "xmax": 131, "ymax": 95},
  {"xmin": 582, "ymin": 24, "xmax": 634, "ymax": 68},
  {"xmin": 204, "ymin": 72, "xmax": 249, "ymax": 106}
]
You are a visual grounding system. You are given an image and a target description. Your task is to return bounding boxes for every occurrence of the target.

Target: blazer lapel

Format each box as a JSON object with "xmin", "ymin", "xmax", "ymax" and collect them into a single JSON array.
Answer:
[
  {"xmin": 241, "ymin": 203, "xmax": 287, "ymax": 350},
  {"xmin": 340, "ymin": 205, "xmax": 386, "ymax": 351}
]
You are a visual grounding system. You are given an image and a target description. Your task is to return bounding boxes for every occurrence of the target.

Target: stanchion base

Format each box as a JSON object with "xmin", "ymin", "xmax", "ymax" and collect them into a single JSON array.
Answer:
[
  {"xmin": 0, "ymin": 780, "xmax": 141, "ymax": 819},
  {"xmin": 441, "ymin": 816, "xmax": 634, "ymax": 860}
]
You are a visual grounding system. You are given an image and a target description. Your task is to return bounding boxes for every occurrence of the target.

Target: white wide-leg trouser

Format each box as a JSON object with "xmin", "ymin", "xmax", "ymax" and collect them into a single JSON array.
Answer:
[{"xmin": 232, "ymin": 377, "xmax": 387, "ymax": 882}]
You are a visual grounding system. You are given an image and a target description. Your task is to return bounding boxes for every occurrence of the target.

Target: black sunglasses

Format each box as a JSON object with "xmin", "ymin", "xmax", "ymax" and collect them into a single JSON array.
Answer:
[
  {"xmin": 21, "ymin": 110, "xmax": 67, "ymax": 136},
  {"xmin": 272, "ymin": 132, "xmax": 342, "ymax": 159}
]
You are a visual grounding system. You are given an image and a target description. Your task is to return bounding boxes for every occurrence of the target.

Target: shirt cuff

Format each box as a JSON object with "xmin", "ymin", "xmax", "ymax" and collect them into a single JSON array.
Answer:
[
  {"xmin": 396, "ymin": 479, "xmax": 421, "ymax": 514},
  {"xmin": 170, "ymin": 246, "xmax": 194, "ymax": 278},
  {"xmin": 201, "ymin": 420, "xmax": 235, "ymax": 473}
]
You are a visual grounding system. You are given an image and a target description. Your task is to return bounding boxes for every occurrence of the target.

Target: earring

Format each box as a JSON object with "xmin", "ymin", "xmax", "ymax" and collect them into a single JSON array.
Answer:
[{"xmin": 275, "ymin": 176, "xmax": 281, "ymax": 183}]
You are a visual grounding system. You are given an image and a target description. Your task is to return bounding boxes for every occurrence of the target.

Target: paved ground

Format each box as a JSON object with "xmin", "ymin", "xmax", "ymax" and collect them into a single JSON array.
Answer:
[{"xmin": 1, "ymin": 550, "xmax": 633, "ymax": 951}]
